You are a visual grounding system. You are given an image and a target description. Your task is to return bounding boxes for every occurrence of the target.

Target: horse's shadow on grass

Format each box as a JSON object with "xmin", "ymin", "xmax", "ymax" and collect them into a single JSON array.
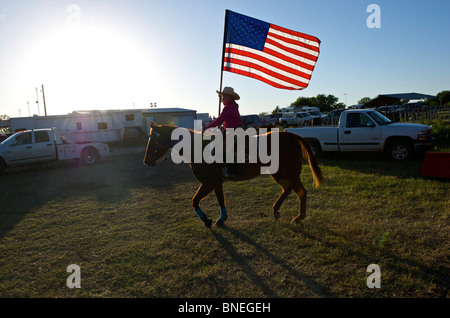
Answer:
[
  {"xmin": 293, "ymin": 225, "xmax": 450, "ymax": 296},
  {"xmin": 210, "ymin": 225, "xmax": 336, "ymax": 298}
]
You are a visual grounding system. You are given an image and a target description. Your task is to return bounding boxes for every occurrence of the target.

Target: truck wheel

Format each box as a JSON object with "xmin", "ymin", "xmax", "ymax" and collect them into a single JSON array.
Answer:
[
  {"xmin": 309, "ymin": 141, "xmax": 322, "ymax": 159},
  {"xmin": 387, "ymin": 140, "xmax": 413, "ymax": 161},
  {"xmin": 281, "ymin": 121, "xmax": 288, "ymax": 129},
  {"xmin": 80, "ymin": 148, "xmax": 99, "ymax": 166}
]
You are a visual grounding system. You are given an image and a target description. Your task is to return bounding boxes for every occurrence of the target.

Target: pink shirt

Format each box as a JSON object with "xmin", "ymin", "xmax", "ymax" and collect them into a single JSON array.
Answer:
[{"xmin": 203, "ymin": 100, "xmax": 243, "ymax": 130}]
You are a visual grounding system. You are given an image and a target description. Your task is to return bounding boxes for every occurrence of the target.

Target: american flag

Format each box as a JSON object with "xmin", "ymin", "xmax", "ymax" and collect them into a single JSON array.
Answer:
[{"xmin": 222, "ymin": 10, "xmax": 321, "ymax": 90}]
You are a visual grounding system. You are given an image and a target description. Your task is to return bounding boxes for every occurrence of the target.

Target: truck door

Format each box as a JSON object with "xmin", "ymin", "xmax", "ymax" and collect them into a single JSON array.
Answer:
[
  {"xmin": 32, "ymin": 131, "xmax": 57, "ymax": 162},
  {"xmin": 3, "ymin": 132, "xmax": 34, "ymax": 164},
  {"xmin": 295, "ymin": 113, "xmax": 304, "ymax": 125},
  {"xmin": 339, "ymin": 112, "xmax": 381, "ymax": 151}
]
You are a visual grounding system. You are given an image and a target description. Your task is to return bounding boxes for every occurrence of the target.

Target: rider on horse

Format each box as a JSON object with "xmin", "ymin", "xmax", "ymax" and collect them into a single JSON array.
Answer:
[
  {"xmin": 203, "ymin": 87, "xmax": 243, "ymax": 180},
  {"xmin": 203, "ymin": 87, "xmax": 242, "ymax": 131}
]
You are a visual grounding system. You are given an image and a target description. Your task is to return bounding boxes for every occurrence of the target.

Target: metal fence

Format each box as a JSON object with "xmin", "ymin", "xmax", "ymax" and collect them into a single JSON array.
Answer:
[
  {"xmin": 385, "ymin": 107, "xmax": 450, "ymax": 123},
  {"xmin": 318, "ymin": 106, "xmax": 450, "ymax": 126}
]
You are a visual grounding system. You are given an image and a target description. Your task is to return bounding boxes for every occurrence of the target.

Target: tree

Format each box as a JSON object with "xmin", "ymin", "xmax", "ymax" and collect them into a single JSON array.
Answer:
[
  {"xmin": 358, "ymin": 97, "xmax": 371, "ymax": 104},
  {"xmin": 0, "ymin": 114, "xmax": 10, "ymax": 133},
  {"xmin": 290, "ymin": 94, "xmax": 343, "ymax": 112},
  {"xmin": 290, "ymin": 97, "xmax": 311, "ymax": 107},
  {"xmin": 271, "ymin": 106, "xmax": 281, "ymax": 115},
  {"xmin": 437, "ymin": 90, "xmax": 450, "ymax": 106},
  {"xmin": 334, "ymin": 102, "xmax": 346, "ymax": 109},
  {"xmin": 423, "ymin": 90, "xmax": 450, "ymax": 107},
  {"xmin": 315, "ymin": 94, "xmax": 340, "ymax": 111}
]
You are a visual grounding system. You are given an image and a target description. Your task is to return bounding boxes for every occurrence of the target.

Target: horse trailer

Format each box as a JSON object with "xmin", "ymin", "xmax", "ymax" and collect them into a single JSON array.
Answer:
[{"xmin": 6, "ymin": 108, "xmax": 197, "ymax": 143}]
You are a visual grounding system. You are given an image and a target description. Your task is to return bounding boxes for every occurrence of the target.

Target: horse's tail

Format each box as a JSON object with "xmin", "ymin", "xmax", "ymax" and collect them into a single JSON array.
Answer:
[{"xmin": 294, "ymin": 134, "xmax": 324, "ymax": 188}]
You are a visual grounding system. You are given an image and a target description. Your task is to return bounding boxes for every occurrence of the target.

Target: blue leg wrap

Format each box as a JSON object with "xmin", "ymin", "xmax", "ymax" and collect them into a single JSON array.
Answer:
[
  {"xmin": 220, "ymin": 206, "xmax": 228, "ymax": 221},
  {"xmin": 195, "ymin": 207, "xmax": 207, "ymax": 221}
]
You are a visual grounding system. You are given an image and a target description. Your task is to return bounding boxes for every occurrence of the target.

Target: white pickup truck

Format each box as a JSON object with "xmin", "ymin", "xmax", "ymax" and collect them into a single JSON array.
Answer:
[
  {"xmin": 286, "ymin": 109, "xmax": 434, "ymax": 161},
  {"xmin": 0, "ymin": 128, "xmax": 110, "ymax": 173},
  {"xmin": 279, "ymin": 112, "xmax": 314, "ymax": 128}
]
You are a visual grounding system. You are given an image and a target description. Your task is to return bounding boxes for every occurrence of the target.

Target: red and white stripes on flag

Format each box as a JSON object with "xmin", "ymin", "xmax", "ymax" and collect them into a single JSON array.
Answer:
[{"xmin": 222, "ymin": 10, "xmax": 321, "ymax": 90}]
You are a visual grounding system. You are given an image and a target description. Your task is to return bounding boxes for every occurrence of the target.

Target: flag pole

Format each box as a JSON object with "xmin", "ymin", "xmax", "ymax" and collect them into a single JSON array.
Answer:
[{"xmin": 218, "ymin": 10, "xmax": 229, "ymax": 116}]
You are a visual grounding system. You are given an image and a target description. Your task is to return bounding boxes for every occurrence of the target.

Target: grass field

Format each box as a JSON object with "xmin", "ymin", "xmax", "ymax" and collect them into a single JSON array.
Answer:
[{"xmin": 0, "ymin": 144, "xmax": 448, "ymax": 298}]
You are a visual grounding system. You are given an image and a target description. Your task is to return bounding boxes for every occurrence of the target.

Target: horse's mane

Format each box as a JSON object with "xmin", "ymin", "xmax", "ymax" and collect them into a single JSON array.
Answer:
[{"xmin": 156, "ymin": 124, "xmax": 198, "ymax": 134}]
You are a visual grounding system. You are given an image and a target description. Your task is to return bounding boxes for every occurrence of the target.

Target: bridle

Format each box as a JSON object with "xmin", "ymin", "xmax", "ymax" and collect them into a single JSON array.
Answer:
[{"xmin": 148, "ymin": 130, "xmax": 172, "ymax": 164}]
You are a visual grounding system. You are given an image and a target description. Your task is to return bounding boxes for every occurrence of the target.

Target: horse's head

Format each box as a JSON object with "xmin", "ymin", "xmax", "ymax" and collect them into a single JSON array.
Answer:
[{"xmin": 143, "ymin": 122, "xmax": 172, "ymax": 167}]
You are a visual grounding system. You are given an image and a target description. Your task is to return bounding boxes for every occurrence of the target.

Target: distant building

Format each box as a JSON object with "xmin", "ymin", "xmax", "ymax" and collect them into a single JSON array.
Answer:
[
  {"xmin": 196, "ymin": 113, "xmax": 211, "ymax": 126},
  {"xmin": 140, "ymin": 108, "xmax": 197, "ymax": 136}
]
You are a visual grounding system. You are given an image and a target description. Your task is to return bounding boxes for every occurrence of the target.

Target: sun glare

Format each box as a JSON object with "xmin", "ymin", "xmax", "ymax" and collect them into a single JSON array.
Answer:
[{"xmin": 22, "ymin": 24, "xmax": 157, "ymax": 114}]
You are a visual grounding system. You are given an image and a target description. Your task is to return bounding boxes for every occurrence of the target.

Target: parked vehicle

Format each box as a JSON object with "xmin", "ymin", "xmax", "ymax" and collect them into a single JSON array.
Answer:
[
  {"xmin": 286, "ymin": 109, "xmax": 434, "ymax": 161},
  {"xmin": 308, "ymin": 110, "xmax": 324, "ymax": 118},
  {"xmin": 321, "ymin": 109, "xmax": 345, "ymax": 125},
  {"xmin": 300, "ymin": 107, "xmax": 322, "ymax": 117},
  {"xmin": 376, "ymin": 106, "xmax": 395, "ymax": 114},
  {"xmin": 387, "ymin": 102, "xmax": 430, "ymax": 122},
  {"xmin": 0, "ymin": 128, "xmax": 110, "ymax": 173},
  {"xmin": 278, "ymin": 112, "xmax": 313, "ymax": 128},
  {"xmin": 278, "ymin": 106, "xmax": 321, "ymax": 118},
  {"xmin": 260, "ymin": 114, "xmax": 281, "ymax": 125},
  {"xmin": 0, "ymin": 133, "xmax": 13, "ymax": 142},
  {"xmin": 241, "ymin": 115, "xmax": 275, "ymax": 130}
]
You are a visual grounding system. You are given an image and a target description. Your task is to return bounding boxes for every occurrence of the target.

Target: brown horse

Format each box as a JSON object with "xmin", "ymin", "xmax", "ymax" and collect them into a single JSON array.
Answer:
[{"xmin": 143, "ymin": 122, "xmax": 323, "ymax": 228}]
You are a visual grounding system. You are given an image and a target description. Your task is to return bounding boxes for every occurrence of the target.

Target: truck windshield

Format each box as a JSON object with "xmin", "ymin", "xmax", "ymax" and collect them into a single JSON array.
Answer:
[{"xmin": 368, "ymin": 111, "xmax": 392, "ymax": 125}]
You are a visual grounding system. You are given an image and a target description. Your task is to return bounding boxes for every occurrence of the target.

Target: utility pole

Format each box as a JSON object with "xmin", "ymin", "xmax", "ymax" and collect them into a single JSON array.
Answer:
[
  {"xmin": 42, "ymin": 84, "xmax": 47, "ymax": 116},
  {"xmin": 35, "ymin": 87, "xmax": 40, "ymax": 116}
]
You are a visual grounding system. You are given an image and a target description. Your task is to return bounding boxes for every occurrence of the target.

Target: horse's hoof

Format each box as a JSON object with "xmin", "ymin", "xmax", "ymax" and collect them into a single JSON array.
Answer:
[
  {"xmin": 215, "ymin": 219, "xmax": 225, "ymax": 227},
  {"xmin": 291, "ymin": 217, "xmax": 302, "ymax": 224},
  {"xmin": 273, "ymin": 211, "xmax": 280, "ymax": 220},
  {"xmin": 204, "ymin": 219, "xmax": 213, "ymax": 228}
]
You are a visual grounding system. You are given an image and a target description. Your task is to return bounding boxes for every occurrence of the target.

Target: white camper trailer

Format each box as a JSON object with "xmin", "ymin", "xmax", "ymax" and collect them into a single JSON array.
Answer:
[{"xmin": 8, "ymin": 108, "xmax": 197, "ymax": 143}]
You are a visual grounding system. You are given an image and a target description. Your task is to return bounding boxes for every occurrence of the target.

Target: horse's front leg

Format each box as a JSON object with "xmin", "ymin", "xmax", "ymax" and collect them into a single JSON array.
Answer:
[
  {"xmin": 214, "ymin": 183, "xmax": 228, "ymax": 227},
  {"xmin": 192, "ymin": 183, "xmax": 215, "ymax": 228}
]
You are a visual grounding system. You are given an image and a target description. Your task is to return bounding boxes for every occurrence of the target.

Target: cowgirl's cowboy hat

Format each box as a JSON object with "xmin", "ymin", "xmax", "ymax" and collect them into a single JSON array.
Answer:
[{"xmin": 216, "ymin": 87, "xmax": 240, "ymax": 100}]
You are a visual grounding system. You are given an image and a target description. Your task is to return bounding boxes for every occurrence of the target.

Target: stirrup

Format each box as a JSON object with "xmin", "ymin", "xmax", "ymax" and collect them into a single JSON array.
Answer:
[{"xmin": 222, "ymin": 166, "xmax": 234, "ymax": 180}]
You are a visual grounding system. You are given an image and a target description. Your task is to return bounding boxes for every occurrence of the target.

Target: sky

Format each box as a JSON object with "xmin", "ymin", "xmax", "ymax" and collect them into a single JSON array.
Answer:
[{"xmin": 0, "ymin": 0, "xmax": 449, "ymax": 118}]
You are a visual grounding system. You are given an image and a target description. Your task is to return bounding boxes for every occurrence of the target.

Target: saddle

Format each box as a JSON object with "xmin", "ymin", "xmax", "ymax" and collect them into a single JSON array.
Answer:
[
  {"xmin": 222, "ymin": 133, "xmax": 255, "ymax": 181},
  {"xmin": 204, "ymin": 128, "xmax": 257, "ymax": 181},
  {"xmin": 223, "ymin": 162, "xmax": 243, "ymax": 180}
]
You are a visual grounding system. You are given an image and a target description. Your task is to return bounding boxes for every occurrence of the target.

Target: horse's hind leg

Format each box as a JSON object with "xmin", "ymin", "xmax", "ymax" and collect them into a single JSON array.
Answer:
[
  {"xmin": 214, "ymin": 183, "xmax": 228, "ymax": 227},
  {"xmin": 289, "ymin": 176, "xmax": 307, "ymax": 223},
  {"xmin": 192, "ymin": 183, "xmax": 215, "ymax": 228},
  {"xmin": 272, "ymin": 176, "xmax": 292, "ymax": 219}
]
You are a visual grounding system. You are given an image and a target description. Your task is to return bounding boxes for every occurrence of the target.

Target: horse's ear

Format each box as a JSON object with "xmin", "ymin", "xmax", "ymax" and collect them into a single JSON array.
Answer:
[{"xmin": 149, "ymin": 121, "xmax": 156, "ymax": 128}]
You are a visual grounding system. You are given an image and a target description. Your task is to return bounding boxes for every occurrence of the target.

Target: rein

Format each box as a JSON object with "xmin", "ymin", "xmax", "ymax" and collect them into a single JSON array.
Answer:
[
  {"xmin": 150, "ymin": 130, "xmax": 173, "ymax": 164},
  {"xmin": 157, "ymin": 151, "xmax": 172, "ymax": 164}
]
